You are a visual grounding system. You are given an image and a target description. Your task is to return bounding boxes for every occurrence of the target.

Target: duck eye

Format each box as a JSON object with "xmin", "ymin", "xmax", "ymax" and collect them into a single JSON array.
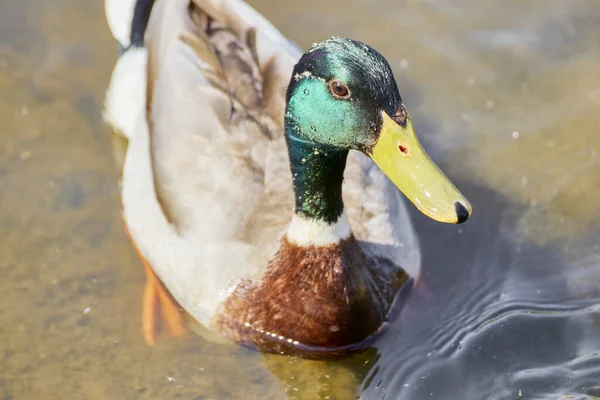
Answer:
[{"xmin": 328, "ymin": 80, "xmax": 350, "ymax": 99}]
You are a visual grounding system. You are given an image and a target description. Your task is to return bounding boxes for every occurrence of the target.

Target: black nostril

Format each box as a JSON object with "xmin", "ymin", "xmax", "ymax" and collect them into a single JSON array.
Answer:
[{"xmin": 455, "ymin": 202, "xmax": 469, "ymax": 224}]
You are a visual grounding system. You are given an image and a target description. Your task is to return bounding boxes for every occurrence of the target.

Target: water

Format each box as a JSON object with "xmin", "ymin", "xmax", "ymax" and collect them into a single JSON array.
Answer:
[{"xmin": 1, "ymin": 0, "xmax": 599, "ymax": 399}]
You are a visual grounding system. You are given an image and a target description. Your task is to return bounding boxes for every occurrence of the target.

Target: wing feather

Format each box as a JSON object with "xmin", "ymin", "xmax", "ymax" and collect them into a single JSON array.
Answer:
[{"xmin": 122, "ymin": 0, "xmax": 420, "ymax": 323}]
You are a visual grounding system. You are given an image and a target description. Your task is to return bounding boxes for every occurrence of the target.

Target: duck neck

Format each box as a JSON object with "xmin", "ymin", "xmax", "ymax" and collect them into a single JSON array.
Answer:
[{"xmin": 284, "ymin": 124, "xmax": 351, "ymax": 244}]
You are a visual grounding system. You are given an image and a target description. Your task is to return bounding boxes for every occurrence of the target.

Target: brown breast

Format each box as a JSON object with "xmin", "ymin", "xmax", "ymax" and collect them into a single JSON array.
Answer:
[{"xmin": 212, "ymin": 235, "xmax": 409, "ymax": 358}]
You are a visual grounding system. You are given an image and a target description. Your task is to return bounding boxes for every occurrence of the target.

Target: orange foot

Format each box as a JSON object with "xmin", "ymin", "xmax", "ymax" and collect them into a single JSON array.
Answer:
[{"xmin": 123, "ymin": 221, "xmax": 186, "ymax": 346}]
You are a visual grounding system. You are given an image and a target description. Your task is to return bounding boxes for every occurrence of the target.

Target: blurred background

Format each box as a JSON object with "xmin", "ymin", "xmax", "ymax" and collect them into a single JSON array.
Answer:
[{"xmin": 0, "ymin": 0, "xmax": 599, "ymax": 399}]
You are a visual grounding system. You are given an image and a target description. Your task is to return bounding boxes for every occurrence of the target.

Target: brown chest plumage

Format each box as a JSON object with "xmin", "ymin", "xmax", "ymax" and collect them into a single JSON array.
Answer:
[{"xmin": 213, "ymin": 235, "xmax": 409, "ymax": 358}]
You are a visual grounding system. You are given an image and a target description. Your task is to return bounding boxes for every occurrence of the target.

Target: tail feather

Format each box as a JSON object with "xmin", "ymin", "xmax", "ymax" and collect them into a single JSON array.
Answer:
[
  {"xmin": 103, "ymin": 0, "xmax": 156, "ymax": 138},
  {"xmin": 129, "ymin": 0, "xmax": 157, "ymax": 48},
  {"xmin": 103, "ymin": 47, "xmax": 148, "ymax": 140},
  {"xmin": 105, "ymin": 0, "xmax": 156, "ymax": 48},
  {"xmin": 105, "ymin": 0, "xmax": 136, "ymax": 47}
]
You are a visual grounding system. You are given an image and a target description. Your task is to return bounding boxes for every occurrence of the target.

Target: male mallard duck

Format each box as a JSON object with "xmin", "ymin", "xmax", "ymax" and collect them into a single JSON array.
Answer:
[{"xmin": 104, "ymin": 0, "xmax": 471, "ymax": 358}]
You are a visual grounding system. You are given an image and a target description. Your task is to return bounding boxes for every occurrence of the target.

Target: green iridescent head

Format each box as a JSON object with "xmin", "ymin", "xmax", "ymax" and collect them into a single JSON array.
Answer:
[
  {"xmin": 285, "ymin": 37, "xmax": 400, "ymax": 152},
  {"xmin": 284, "ymin": 37, "xmax": 471, "ymax": 225}
]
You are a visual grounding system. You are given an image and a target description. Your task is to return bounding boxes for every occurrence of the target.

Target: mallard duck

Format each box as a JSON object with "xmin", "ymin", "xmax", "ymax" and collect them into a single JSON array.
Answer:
[{"xmin": 104, "ymin": 0, "xmax": 471, "ymax": 358}]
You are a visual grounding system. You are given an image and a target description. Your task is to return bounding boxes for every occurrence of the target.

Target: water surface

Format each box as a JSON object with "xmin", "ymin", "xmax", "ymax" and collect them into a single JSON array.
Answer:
[{"xmin": 1, "ymin": 0, "xmax": 599, "ymax": 399}]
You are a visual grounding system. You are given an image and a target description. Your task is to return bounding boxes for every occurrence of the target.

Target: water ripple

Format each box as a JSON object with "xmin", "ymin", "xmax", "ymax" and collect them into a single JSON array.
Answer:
[
  {"xmin": 361, "ymin": 181, "xmax": 600, "ymax": 399},
  {"xmin": 365, "ymin": 296, "xmax": 600, "ymax": 400}
]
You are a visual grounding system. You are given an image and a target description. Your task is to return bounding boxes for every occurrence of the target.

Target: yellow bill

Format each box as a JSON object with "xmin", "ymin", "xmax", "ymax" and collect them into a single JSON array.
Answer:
[{"xmin": 369, "ymin": 111, "xmax": 472, "ymax": 224}]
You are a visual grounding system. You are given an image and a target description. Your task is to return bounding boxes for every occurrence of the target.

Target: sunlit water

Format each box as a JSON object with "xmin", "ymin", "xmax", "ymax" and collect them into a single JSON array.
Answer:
[{"xmin": 1, "ymin": 0, "xmax": 599, "ymax": 399}]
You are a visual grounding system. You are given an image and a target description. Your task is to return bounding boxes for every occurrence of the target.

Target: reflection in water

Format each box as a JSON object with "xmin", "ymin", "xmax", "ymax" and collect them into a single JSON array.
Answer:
[
  {"xmin": 361, "ymin": 182, "xmax": 600, "ymax": 399},
  {"xmin": 0, "ymin": 0, "xmax": 599, "ymax": 399}
]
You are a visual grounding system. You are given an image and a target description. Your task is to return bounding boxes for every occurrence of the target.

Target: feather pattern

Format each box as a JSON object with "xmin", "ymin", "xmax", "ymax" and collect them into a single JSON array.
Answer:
[{"xmin": 120, "ymin": 0, "xmax": 420, "ymax": 336}]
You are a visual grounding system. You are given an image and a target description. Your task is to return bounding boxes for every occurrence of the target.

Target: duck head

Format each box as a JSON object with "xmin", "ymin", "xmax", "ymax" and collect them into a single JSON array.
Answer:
[{"xmin": 284, "ymin": 37, "xmax": 471, "ymax": 224}]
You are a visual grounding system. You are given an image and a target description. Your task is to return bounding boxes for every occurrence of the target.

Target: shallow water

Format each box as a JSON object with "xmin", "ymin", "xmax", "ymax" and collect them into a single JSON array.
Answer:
[{"xmin": 1, "ymin": 0, "xmax": 599, "ymax": 399}]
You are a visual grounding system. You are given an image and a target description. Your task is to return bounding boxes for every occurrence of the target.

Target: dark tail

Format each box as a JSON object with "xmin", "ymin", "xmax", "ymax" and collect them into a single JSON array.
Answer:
[{"xmin": 129, "ymin": 0, "xmax": 156, "ymax": 48}]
